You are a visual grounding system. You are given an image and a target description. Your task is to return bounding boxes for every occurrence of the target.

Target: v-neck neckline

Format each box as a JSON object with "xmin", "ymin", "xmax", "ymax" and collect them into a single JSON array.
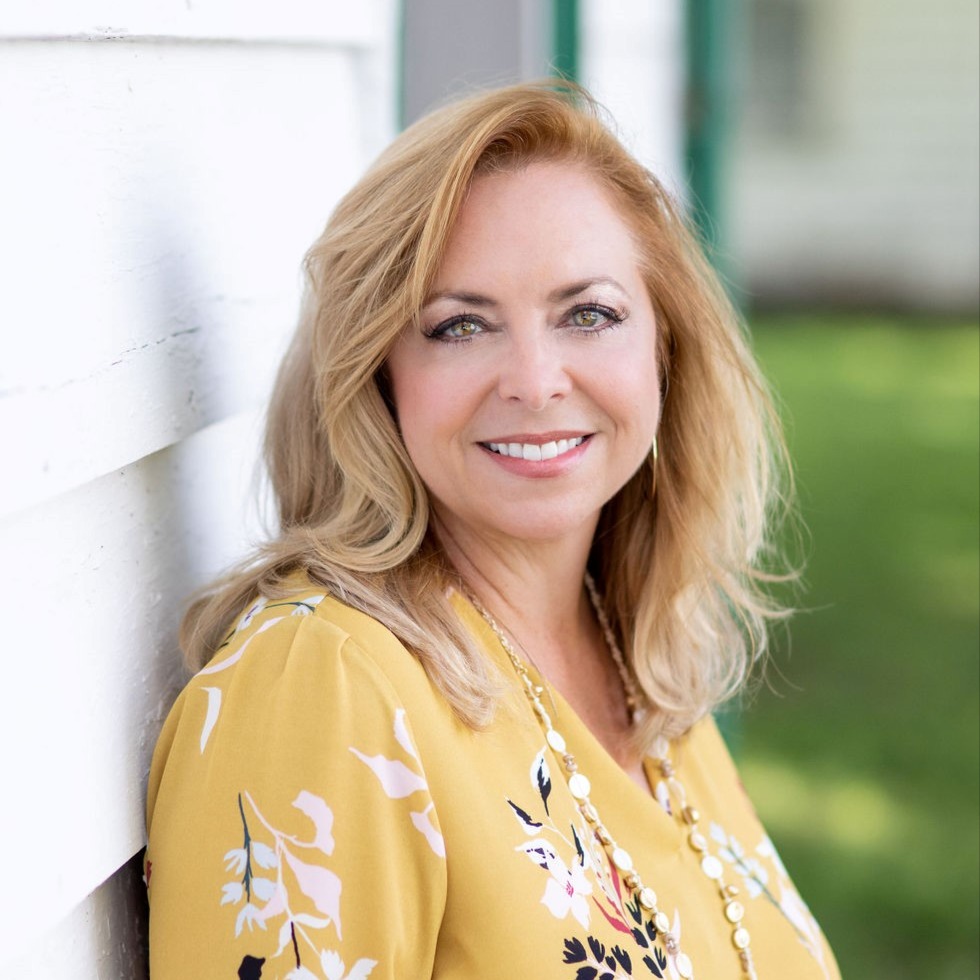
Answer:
[{"xmin": 453, "ymin": 587, "xmax": 688, "ymax": 839}]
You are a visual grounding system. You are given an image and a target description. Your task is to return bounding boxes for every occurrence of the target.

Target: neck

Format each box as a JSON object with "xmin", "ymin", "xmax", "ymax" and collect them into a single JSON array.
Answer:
[
  {"xmin": 444, "ymin": 511, "xmax": 646, "ymax": 785},
  {"xmin": 433, "ymin": 510, "xmax": 596, "ymax": 660}
]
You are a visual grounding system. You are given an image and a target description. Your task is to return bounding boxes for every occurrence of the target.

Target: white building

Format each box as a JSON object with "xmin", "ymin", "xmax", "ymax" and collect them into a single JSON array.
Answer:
[
  {"xmin": 728, "ymin": 0, "xmax": 980, "ymax": 312},
  {"xmin": 0, "ymin": 4, "xmax": 397, "ymax": 974}
]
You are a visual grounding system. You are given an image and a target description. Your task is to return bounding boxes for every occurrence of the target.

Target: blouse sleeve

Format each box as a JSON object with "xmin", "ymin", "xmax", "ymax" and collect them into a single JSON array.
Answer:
[{"xmin": 145, "ymin": 601, "xmax": 448, "ymax": 980}]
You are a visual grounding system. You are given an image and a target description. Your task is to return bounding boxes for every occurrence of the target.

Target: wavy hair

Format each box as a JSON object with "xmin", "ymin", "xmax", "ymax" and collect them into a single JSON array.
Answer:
[{"xmin": 181, "ymin": 81, "xmax": 794, "ymax": 743}]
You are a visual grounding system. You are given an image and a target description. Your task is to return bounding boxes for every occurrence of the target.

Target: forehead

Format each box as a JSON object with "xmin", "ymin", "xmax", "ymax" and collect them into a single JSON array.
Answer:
[{"xmin": 434, "ymin": 162, "xmax": 641, "ymax": 287}]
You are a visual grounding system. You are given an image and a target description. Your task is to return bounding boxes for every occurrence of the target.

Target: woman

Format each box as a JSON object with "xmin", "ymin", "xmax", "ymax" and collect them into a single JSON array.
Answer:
[{"xmin": 145, "ymin": 83, "xmax": 840, "ymax": 979}]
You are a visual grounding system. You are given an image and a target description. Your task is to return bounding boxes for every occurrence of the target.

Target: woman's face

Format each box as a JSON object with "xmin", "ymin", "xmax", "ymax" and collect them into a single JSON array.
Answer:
[{"xmin": 386, "ymin": 162, "xmax": 661, "ymax": 549}]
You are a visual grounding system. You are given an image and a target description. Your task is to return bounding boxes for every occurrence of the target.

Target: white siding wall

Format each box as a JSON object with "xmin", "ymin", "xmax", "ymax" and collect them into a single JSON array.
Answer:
[
  {"xmin": 729, "ymin": 0, "xmax": 980, "ymax": 310},
  {"xmin": 0, "ymin": 3, "xmax": 396, "ymax": 974}
]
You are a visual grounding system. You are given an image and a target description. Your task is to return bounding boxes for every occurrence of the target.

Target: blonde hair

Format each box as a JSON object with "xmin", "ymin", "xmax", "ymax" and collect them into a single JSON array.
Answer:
[{"xmin": 181, "ymin": 81, "xmax": 793, "ymax": 743}]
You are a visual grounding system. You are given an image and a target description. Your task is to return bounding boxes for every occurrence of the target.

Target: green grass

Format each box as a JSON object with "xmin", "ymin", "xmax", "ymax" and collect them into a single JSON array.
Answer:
[{"xmin": 738, "ymin": 315, "xmax": 979, "ymax": 979}]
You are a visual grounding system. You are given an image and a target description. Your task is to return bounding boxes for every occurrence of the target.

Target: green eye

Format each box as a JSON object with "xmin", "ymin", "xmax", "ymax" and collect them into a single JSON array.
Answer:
[
  {"xmin": 569, "ymin": 304, "xmax": 625, "ymax": 331},
  {"xmin": 428, "ymin": 316, "xmax": 484, "ymax": 341},
  {"xmin": 447, "ymin": 319, "xmax": 480, "ymax": 337},
  {"xmin": 572, "ymin": 308, "xmax": 604, "ymax": 328}
]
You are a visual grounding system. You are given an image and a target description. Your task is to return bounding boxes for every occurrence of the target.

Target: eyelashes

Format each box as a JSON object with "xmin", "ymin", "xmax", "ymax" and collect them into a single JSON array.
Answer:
[
  {"xmin": 568, "ymin": 303, "xmax": 627, "ymax": 331},
  {"xmin": 423, "ymin": 301, "xmax": 628, "ymax": 344},
  {"xmin": 423, "ymin": 314, "xmax": 484, "ymax": 342}
]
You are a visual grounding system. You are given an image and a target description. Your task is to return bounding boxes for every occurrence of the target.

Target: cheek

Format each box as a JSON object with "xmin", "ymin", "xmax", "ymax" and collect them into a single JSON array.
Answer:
[
  {"xmin": 590, "ymin": 340, "xmax": 661, "ymax": 425},
  {"xmin": 390, "ymin": 348, "xmax": 488, "ymax": 430},
  {"xmin": 389, "ymin": 367, "xmax": 459, "ymax": 466},
  {"xmin": 387, "ymin": 347, "xmax": 429, "ymax": 430},
  {"xmin": 390, "ymin": 380, "xmax": 430, "ymax": 454}
]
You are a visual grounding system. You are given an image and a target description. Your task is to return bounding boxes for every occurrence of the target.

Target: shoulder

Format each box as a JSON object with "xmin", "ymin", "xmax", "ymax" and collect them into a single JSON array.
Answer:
[
  {"xmin": 188, "ymin": 576, "xmax": 435, "ymax": 705},
  {"xmin": 148, "ymin": 577, "xmax": 450, "ymax": 810},
  {"xmin": 145, "ymin": 578, "xmax": 451, "ymax": 976}
]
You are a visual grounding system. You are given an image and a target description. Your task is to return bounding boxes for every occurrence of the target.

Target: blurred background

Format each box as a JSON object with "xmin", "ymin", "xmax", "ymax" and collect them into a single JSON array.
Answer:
[{"xmin": 1, "ymin": 1, "xmax": 975, "ymax": 976}]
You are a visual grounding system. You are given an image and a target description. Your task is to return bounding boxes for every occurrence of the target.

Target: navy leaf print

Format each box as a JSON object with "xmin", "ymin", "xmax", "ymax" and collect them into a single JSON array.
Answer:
[
  {"xmin": 522, "ymin": 840, "xmax": 555, "ymax": 869},
  {"xmin": 575, "ymin": 969, "xmax": 598, "ymax": 980},
  {"xmin": 612, "ymin": 946, "xmax": 632, "ymax": 972},
  {"xmin": 643, "ymin": 948, "xmax": 668, "ymax": 976},
  {"xmin": 563, "ymin": 938, "xmax": 588, "ymax": 964},
  {"xmin": 506, "ymin": 799, "xmax": 543, "ymax": 830},
  {"xmin": 238, "ymin": 955, "xmax": 265, "ymax": 979},
  {"xmin": 532, "ymin": 750, "xmax": 553, "ymax": 815},
  {"xmin": 572, "ymin": 824, "xmax": 585, "ymax": 864},
  {"xmin": 631, "ymin": 927, "xmax": 649, "ymax": 949},
  {"xmin": 588, "ymin": 936, "xmax": 606, "ymax": 962},
  {"xmin": 641, "ymin": 954, "xmax": 664, "ymax": 978}
]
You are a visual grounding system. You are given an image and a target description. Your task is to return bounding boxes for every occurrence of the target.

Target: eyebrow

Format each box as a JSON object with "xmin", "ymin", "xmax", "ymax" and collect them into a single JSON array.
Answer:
[
  {"xmin": 423, "ymin": 277, "xmax": 628, "ymax": 309},
  {"xmin": 423, "ymin": 290, "xmax": 499, "ymax": 308},
  {"xmin": 547, "ymin": 277, "xmax": 628, "ymax": 302}
]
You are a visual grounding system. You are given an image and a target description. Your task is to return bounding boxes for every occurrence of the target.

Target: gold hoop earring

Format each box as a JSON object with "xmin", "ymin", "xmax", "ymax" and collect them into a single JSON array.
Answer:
[{"xmin": 650, "ymin": 435, "xmax": 659, "ymax": 497}]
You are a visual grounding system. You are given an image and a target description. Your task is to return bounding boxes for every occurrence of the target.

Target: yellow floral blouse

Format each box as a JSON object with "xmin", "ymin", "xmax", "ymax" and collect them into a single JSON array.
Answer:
[{"xmin": 145, "ymin": 580, "xmax": 840, "ymax": 980}]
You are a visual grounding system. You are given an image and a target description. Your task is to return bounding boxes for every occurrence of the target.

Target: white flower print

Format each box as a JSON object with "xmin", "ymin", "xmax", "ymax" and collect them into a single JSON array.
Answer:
[
  {"xmin": 516, "ymin": 838, "xmax": 593, "ymax": 927},
  {"xmin": 710, "ymin": 822, "xmax": 769, "ymax": 898},
  {"xmin": 196, "ymin": 591, "xmax": 328, "ymax": 753},
  {"xmin": 350, "ymin": 709, "xmax": 446, "ymax": 857},
  {"xmin": 703, "ymin": 824, "xmax": 833, "ymax": 977},
  {"xmin": 218, "ymin": 789, "xmax": 360, "ymax": 978},
  {"xmin": 319, "ymin": 949, "xmax": 377, "ymax": 980},
  {"xmin": 756, "ymin": 836, "xmax": 833, "ymax": 978},
  {"xmin": 756, "ymin": 834, "xmax": 788, "ymax": 879}
]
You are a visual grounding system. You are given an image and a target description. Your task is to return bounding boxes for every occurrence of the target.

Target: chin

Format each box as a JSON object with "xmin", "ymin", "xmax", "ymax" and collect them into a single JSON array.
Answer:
[{"xmin": 479, "ymin": 504, "xmax": 603, "ymax": 545}]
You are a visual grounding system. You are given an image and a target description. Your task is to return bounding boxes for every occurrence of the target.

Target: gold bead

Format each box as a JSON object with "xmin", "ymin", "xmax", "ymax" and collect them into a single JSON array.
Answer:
[
  {"xmin": 688, "ymin": 830, "xmax": 707, "ymax": 852},
  {"xmin": 596, "ymin": 825, "xmax": 612, "ymax": 845},
  {"xmin": 725, "ymin": 900, "xmax": 745, "ymax": 923},
  {"xmin": 624, "ymin": 873, "xmax": 639, "ymax": 889},
  {"xmin": 580, "ymin": 803, "xmax": 598, "ymax": 823},
  {"xmin": 682, "ymin": 805, "xmax": 700, "ymax": 825}
]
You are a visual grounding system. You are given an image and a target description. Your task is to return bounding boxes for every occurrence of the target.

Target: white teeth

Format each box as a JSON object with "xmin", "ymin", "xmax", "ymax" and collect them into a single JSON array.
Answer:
[{"xmin": 486, "ymin": 436, "xmax": 585, "ymax": 459}]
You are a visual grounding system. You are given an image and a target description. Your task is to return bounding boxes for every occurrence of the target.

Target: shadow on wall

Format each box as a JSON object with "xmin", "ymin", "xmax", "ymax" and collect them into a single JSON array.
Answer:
[{"xmin": 102, "ymin": 856, "xmax": 151, "ymax": 977}]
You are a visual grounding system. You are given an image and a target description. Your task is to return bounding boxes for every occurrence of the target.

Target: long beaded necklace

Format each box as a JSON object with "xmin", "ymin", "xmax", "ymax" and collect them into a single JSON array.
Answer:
[{"xmin": 467, "ymin": 575, "xmax": 758, "ymax": 980}]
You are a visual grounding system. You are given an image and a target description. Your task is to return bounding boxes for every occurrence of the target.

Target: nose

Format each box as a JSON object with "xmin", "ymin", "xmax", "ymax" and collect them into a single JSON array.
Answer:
[{"xmin": 495, "ymin": 330, "xmax": 572, "ymax": 410}]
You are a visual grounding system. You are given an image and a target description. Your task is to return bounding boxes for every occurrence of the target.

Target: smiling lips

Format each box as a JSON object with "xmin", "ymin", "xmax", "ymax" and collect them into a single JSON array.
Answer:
[{"xmin": 483, "ymin": 435, "xmax": 588, "ymax": 461}]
